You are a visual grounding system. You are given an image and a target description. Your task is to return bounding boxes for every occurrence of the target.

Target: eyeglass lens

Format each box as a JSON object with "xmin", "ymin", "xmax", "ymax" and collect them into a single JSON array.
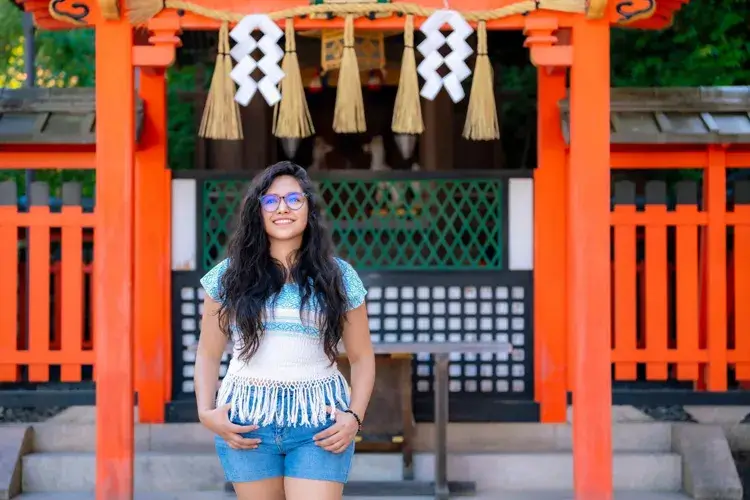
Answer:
[{"xmin": 260, "ymin": 192, "xmax": 305, "ymax": 212}]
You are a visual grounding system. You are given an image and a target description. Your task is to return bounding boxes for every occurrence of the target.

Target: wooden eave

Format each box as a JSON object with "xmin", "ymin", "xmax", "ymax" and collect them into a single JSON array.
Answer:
[
  {"xmin": 0, "ymin": 88, "xmax": 144, "ymax": 145},
  {"xmin": 559, "ymin": 86, "xmax": 750, "ymax": 145},
  {"xmin": 12, "ymin": 0, "xmax": 692, "ymax": 31}
]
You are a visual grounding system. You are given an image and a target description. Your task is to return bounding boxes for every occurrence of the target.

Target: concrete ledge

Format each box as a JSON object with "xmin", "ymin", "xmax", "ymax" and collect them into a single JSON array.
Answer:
[
  {"xmin": 0, "ymin": 425, "xmax": 32, "ymax": 500},
  {"xmin": 672, "ymin": 424, "xmax": 743, "ymax": 500}
]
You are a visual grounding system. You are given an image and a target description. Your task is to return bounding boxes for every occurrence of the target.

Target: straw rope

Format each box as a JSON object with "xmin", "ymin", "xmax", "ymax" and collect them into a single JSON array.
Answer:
[
  {"xmin": 391, "ymin": 15, "xmax": 423, "ymax": 135},
  {"xmin": 273, "ymin": 18, "xmax": 316, "ymax": 139},
  {"xmin": 128, "ymin": 0, "xmax": 584, "ymax": 24},
  {"xmin": 332, "ymin": 15, "xmax": 367, "ymax": 133},
  {"xmin": 462, "ymin": 21, "xmax": 499, "ymax": 140},
  {"xmin": 198, "ymin": 22, "xmax": 244, "ymax": 140}
]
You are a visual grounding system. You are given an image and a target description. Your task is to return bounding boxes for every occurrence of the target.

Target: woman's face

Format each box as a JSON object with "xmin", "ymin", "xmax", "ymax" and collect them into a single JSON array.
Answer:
[{"xmin": 259, "ymin": 175, "xmax": 309, "ymax": 242}]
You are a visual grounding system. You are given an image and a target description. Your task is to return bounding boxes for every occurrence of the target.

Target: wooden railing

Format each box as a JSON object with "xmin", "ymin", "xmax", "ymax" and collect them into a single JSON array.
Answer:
[
  {"xmin": 611, "ymin": 178, "xmax": 750, "ymax": 389},
  {"xmin": 0, "ymin": 181, "xmax": 95, "ymax": 383}
]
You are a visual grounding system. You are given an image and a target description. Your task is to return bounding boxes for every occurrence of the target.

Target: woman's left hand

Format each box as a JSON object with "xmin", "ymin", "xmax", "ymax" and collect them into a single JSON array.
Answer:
[{"xmin": 313, "ymin": 410, "xmax": 359, "ymax": 454}]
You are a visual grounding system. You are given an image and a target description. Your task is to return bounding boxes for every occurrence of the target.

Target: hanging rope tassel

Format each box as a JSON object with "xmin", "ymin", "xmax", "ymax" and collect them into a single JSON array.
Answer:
[
  {"xmin": 126, "ymin": 0, "xmax": 166, "ymax": 24},
  {"xmin": 391, "ymin": 15, "xmax": 424, "ymax": 135},
  {"xmin": 462, "ymin": 20, "xmax": 499, "ymax": 141},
  {"xmin": 199, "ymin": 22, "xmax": 244, "ymax": 141},
  {"xmin": 333, "ymin": 15, "xmax": 366, "ymax": 134},
  {"xmin": 273, "ymin": 18, "xmax": 315, "ymax": 140}
]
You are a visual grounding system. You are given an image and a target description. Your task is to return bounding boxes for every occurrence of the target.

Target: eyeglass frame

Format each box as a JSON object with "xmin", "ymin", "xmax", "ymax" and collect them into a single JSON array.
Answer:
[{"xmin": 259, "ymin": 191, "xmax": 309, "ymax": 212}]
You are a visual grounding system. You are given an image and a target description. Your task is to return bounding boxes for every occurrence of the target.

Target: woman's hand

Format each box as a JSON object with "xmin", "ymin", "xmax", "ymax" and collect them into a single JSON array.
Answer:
[
  {"xmin": 313, "ymin": 410, "xmax": 359, "ymax": 454},
  {"xmin": 199, "ymin": 403, "xmax": 261, "ymax": 450}
]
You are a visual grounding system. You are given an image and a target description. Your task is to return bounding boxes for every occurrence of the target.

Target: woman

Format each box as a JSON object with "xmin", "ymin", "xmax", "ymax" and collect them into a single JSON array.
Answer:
[{"xmin": 194, "ymin": 161, "xmax": 376, "ymax": 500}]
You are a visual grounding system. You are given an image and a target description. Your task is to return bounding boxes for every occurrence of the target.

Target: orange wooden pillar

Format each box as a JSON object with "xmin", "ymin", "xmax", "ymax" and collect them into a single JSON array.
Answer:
[
  {"xmin": 569, "ymin": 16, "xmax": 613, "ymax": 499},
  {"xmin": 534, "ymin": 67, "xmax": 568, "ymax": 423},
  {"xmin": 704, "ymin": 145, "xmax": 728, "ymax": 390},
  {"xmin": 94, "ymin": 11, "xmax": 136, "ymax": 500},
  {"xmin": 135, "ymin": 68, "xmax": 170, "ymax": 423}
]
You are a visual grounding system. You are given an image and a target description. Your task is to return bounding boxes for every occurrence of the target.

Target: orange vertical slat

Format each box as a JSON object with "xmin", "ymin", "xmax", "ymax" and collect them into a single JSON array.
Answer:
[
  {"xmin": 534, "ymin": 67, "xmax": 567, "ymax": 423},
  {"xmin": 0, "ymin": 198, "xmax": 18, "ymax": 381},
  {"xmin": 705, "ymin": 146, "xmax": 728, "ymax": 390},
  {"xmin": 28, "ymin": 201, "xmax": 51, "ymax": 382},
  {"xmin": 733, "ymin": 183, "xmax": 750, "ymax": 380},
  {"xmin": 60, "ymin": 201, "xmax": 84, "ymax": 382},
  {"xmin": 612, "ymin": 183, "xmax": 637, "ymax": 380},
  {"xmin": 674, "ymin": 183, "xmax": 700, "ymax": 380},
  {"xmin": 643, "ymin": 185, "xmax": 669, "ymax": 380}
]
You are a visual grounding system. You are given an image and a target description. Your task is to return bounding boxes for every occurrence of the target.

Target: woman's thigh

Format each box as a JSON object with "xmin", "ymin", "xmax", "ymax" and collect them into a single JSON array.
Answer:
[
  {"xmin": 284, "ymin": 477, "xmax": 344, "ymax": 500},
  {"xmin": 234, "ymin": 477, "xmax": 285, "ymax": 500}
]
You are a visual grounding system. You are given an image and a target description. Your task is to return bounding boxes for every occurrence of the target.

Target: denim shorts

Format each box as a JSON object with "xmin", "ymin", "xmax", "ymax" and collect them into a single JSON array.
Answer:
[{"xmin": 214, "ymin": 386, "xmax": 355, "ymax": 483}]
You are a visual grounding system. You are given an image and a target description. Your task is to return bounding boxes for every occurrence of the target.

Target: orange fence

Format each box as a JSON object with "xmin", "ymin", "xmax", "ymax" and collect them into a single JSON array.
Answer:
[
  {"xmin": 610, "ymin": 176, "xmax": 750, "ymax": 390},
  {"xmin": 0, "ymin": 181, "xmax": 96, "ymax": 383}
]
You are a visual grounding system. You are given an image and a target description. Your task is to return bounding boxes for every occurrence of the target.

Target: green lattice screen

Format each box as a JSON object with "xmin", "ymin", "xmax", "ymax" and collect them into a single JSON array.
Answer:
[{"xmin": 202, "ymin": 178, "xmax": 504, "ymax": 271}]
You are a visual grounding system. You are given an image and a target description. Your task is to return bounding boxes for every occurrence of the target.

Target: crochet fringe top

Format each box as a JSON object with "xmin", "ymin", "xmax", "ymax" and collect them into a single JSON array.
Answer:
[{"xmin": 200, "ymin": 257, "xmax": 367, "ymax": 427}]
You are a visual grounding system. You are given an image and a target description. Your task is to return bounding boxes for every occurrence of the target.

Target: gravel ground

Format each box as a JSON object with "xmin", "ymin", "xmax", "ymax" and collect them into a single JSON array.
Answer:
[{"xmin": 0, "ymin": 405, "xmax": 64, "ymax": 423}]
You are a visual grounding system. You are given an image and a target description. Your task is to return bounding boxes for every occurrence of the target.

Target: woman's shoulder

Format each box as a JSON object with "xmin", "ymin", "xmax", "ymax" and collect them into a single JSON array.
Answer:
[
  {"xmin": 333, "ymin": 257, "xmax": 367, "ymax": 310},
  {"xmin": 200, "ymin": 258, "xmax": 230, "ymax": 302},
  {"xmin": 333, "ymin": 256, "xmax": 355, "ymax": 274}
]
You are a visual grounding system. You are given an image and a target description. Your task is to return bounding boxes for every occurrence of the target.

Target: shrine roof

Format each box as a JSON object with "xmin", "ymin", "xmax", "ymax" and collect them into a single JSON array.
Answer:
[
  {"xmin": 0, "ymin": 87, "xmax": 144, "ymax": 145},
  {"xmin": 559, "ymin": 86, "xmax": 750, "ymax": 145},
  {"xmin": 9, "ymin": 0, "xmax": 691, "ymax": 30}
]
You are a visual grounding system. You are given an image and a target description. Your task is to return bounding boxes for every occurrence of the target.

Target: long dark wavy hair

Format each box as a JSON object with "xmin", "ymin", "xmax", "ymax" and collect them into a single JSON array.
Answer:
[{"xmin": 217, "ymin": 161, "xmax": 347, "ymax": 363}]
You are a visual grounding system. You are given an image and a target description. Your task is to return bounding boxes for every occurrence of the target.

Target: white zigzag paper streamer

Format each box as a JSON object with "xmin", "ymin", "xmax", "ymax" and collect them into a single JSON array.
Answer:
[
  {"xmin": 229, "ymin": 15, "xmax": 285, "ymax": 107},
  {"xmin": 417, "ymin": 10, "xmax": 473, "ymax": 103}
]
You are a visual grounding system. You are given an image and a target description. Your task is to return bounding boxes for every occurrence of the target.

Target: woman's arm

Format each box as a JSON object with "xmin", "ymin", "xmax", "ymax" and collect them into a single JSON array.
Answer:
[
  {"xmin": 194, "ymin": 297, "xmax": 226, "ymax": 415},
  {"xmin": 195, "ymin": 297, "xmax": 259, "ymax": 449},
  {"xmin": 342, "ymin": 303, "xmax": 375, "ymax": 422}
]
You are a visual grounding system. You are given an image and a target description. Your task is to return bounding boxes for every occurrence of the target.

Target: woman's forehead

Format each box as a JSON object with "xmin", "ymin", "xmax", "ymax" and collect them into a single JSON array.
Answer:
[{"xmin": 266, "ymin": 175, "xmax": 301, "ymax": 195}]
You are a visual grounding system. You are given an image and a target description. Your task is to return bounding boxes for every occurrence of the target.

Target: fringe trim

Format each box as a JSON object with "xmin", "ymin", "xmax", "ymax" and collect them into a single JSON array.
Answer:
[{"xmin": 217, "ymin": 372, "xmax": 350, "ymax": 427}]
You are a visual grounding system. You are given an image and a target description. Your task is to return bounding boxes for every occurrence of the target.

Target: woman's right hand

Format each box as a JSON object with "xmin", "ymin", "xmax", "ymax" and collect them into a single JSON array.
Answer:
[{"xmin": 199, "ymin": 403, "xmax": 261, "ymax": 450}]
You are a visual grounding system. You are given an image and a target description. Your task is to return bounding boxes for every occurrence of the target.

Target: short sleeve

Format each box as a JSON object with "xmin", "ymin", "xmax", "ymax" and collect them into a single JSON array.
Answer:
[
  {"xmin": 200, "ymin": 259, "xmax": 229, "ymax": 302},
  {"xmin": 336, "ymin": 258, "xmax": 367, "ymax": 311}
]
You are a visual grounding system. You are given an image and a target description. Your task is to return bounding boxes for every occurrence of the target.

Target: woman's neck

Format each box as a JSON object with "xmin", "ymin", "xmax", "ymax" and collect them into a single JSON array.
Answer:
[{"xmin": 269, "ymin": 238, "xmax": 302, "ymax": 270}]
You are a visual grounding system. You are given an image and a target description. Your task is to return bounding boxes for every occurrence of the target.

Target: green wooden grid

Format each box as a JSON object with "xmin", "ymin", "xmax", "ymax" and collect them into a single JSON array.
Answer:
[{"xmin": 202, "ymin": 178, "xmax": 504, "ymax": 271}]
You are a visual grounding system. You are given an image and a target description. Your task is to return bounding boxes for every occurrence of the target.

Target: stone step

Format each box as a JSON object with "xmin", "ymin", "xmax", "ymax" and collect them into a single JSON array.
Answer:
[
  {"xmin": 13, "ymin": 491, "xmax": 693, "ymax": 500},
  {"xmin": 22, "ymin": 451, "xmax": 682, "ymax": 493},
  {"xmin": 30, "ymin": 421, "xmax": 674, "ymax": 453}
]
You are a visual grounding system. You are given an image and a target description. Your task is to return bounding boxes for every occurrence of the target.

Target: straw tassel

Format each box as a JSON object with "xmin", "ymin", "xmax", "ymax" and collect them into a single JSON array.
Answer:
[
  {"xmin": 199, "ymin": 22, "xmax": 244, "ymax": 141},
  {"xmin": 126, "ymin": 0, "xmax": 166, "ymax": 24},
  {"xmin": 273, "ymin": 18, "xmax": 315, "ymax": 140},
  {"xmin": 462, "ymin": 21, "xmax": 499, "ymax": 141},
  {"xmin": 333, "ymin": 15, "xmax": 366, "ymax": 134},
  {"xmin": 391, "ymin": 15, "xmax": 424, "ymax": 135}
]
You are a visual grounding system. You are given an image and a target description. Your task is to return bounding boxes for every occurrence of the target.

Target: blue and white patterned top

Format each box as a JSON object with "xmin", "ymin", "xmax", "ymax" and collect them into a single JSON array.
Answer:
[{"xmin": 200, "ymin": 257, "xmax": 367, "ymax": 426}]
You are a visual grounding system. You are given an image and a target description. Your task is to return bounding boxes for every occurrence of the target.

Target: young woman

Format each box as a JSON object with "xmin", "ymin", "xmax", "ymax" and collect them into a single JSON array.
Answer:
[{"xmin": 194, "ymin": 161, "xmax": 376, "ymax": 500}]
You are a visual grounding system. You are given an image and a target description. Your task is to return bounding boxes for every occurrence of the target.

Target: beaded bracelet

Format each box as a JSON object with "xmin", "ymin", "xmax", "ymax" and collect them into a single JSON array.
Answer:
[{"xmin": 344, "ymin": 409, "xmax": 362, "ymax": 432}]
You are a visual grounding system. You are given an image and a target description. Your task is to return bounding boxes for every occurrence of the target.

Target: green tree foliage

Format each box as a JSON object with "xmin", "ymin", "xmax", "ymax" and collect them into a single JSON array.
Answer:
[{"xmin": 611, "ymin": 0, "xmax": 750, "ymax": 86}]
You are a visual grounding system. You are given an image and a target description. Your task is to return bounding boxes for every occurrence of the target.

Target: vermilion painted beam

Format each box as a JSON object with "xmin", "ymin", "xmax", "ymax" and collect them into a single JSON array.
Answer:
[
  {"xmin": 0, "ymin": 151, "xmax": 96, "ymax": 169},
  {"xmin": 94, "ymin": 11, "xmax": 136, "ymax": 500},
  {"xmin": 534, "ymin": 67, "xmax": 568, "ymax": 423},
  {"xmin": 134, "ymin": 69, "xmax": 169, "ymax": 423}
]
